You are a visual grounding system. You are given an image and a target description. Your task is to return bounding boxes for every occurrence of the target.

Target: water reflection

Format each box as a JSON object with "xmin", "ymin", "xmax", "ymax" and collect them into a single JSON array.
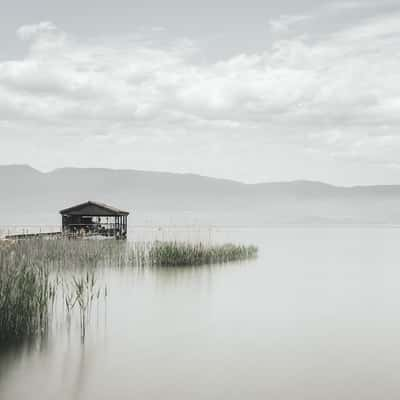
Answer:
[
  {"xmin": 69, "ymin": 344, "xmax": 90, "ymax": 400},
  {"xmin": 2, "ymin": 228, "xmax": 400, "ymax": 400},
  {"xmin": 0, "ymin": 318, "xmax": 107, "ymax": 400}
]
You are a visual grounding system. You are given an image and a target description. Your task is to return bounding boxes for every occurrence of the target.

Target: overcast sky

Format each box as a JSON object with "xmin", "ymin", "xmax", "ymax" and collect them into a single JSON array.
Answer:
[{"xmin": 1, "ymin": 0, "xmax": 400, "ymax": 185}]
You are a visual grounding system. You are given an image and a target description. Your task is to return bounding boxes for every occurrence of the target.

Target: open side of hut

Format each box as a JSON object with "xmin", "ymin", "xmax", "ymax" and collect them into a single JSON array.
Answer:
[{"xmin": 60, "ymin": 201, "xmax": 129, "ymax": 239}]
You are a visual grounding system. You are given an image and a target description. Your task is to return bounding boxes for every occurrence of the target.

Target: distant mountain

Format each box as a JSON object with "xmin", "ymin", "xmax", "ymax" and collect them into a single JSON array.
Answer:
[{"xmin": 1, "ymin": 164, "xmax": 400, "ymax": 226}]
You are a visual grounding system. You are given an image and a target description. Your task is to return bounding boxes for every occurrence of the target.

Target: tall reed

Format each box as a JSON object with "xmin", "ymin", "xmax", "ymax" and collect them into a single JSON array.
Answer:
[
  {"xmin": 1, "ymin": 238, "xmax": 258, "ymax": 270},
  {"xmin": 0, "ymin": 241, "xmax": 53, "ymax": 344},
  {"xmin": 147, "ymin": 241, "xmax": 258, "ymax": 266},
  {"xmin": 0, "ymin": 237, "xmax": 258, "ymax": 344}
]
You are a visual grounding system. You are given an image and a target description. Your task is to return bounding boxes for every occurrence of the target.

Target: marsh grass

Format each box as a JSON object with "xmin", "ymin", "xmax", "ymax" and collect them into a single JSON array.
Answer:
[
  {"xmin": 147, "ymin": 241, "xmax": 258, "ymax": 266},
  {"xmin": 0, "ymin": 240, "xmax": 106, "ymax": 344},
  {"xmin": 61, "ymin": 271, "xmax": 102, "ymax": 342},
  {"xmin": 0, "ymin": 241, "xmax": 54, "ymax": 344},
  {"xmin": 0, "ymin": 238, "xmax": 258, "ymax": 344}
]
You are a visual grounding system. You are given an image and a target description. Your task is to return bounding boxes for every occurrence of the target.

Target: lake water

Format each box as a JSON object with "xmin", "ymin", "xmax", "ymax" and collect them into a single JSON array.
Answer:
[{"xmin": 1, "ymin": 227, "xmax": 400, "ymax": 400}]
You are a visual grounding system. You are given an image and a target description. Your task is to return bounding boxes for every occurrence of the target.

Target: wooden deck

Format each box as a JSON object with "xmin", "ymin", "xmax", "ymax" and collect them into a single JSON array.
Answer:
[
  {"xmin": 3, "ymin": 231, "xmax": 123, "ymax": 240},
  {"xmin": 4, "ymin": 231, "xmax": 63, "ymax": 240}
]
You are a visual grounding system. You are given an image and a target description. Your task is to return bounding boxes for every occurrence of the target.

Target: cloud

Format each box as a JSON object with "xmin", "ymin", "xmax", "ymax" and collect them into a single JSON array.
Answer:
[
  {"xmin": 2, "ymin": 14, "xmax": 400, "ymax": 173},
  {"xmin": 332, "ymin": 13, "xmax": 400, "ymax": 41},
  {"xmin": 269, "ymin": 15, "xmax": 312, "ymax": 34},
  {"xmin": 327, "ymin": 1, "xmax": 366, "ymax": 11},
  {"xmin": 16, "ymin": 21, "xmax": 58, "ymax": 41}
]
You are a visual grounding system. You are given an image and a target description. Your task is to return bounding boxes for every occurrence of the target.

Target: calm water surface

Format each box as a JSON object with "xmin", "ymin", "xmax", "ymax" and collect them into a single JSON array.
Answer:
[{"xmin": 1, "ymin": 227, "xmax": 400, "ymax": 400}]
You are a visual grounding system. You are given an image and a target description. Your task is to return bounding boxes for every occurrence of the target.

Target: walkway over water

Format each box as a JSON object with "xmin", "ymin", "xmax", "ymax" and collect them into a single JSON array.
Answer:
[{"xmin": 0, "ymin": 225, "xmax": 61, "ymax": 239}]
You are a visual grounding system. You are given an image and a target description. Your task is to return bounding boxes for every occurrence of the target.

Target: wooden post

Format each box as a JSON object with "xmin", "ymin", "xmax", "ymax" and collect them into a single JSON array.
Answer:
[{"xmin": 123, "ymin": 215, "xmax": 126, "ymax": 239}]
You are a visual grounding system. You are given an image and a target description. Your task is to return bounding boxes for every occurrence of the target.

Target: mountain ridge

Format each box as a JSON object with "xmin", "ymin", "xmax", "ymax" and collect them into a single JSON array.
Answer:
[
  {"xmin": 2, "ymin": 164, "xmax": 396, "ymax": 188},
  {"xmin": 2, "ymin": 164, "xmax": 400, "ymax": 226}
]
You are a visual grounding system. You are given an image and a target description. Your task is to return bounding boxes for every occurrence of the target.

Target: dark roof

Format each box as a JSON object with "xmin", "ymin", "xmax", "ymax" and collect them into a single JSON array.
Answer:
[{"xmin": 60, "ymin": 201, "xmax": 130, "ymax": 216}]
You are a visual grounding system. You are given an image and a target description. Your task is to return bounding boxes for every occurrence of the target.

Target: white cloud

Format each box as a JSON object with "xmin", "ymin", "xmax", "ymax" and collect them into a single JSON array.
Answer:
[
  {"xmin": 16, "ymin": 21, "xmax": 58, "ymax": 41},
  {"xmin": 269, "ymin": 15, "xmax": 311, "ymax": 34},
  {"xmin": 327, "ymin": 1, "xmax": 366, "ymax": 11},
  {"xmin": 2, "ymin": 15, "xmax": 400, "ymax": 175}
]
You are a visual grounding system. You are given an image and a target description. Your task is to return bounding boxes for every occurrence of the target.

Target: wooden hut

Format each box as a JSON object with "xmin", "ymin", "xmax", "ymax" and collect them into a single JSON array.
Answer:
[{"xmin": 60, "ymin": 201, "xmax": 129, "ymax": 239}]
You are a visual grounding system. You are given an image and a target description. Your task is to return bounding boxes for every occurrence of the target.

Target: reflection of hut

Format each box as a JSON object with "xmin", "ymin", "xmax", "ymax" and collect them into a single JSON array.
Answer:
[{"xmin": 60, "ymin": 201, "xmax": 129, "ymax": 239}]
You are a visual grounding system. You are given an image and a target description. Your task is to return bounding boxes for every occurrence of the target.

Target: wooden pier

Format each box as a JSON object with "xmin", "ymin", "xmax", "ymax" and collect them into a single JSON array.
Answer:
[
  {"xmin": 3, "ymin": 231, "xmax": 120, "ymax": 241},
  {"xmin": 4, "ymin": 231, "xmax": 63, "ymax": 240},
  {"xmin": 1, "ymin": 201, "xmax": 130, "ymax": 241}
]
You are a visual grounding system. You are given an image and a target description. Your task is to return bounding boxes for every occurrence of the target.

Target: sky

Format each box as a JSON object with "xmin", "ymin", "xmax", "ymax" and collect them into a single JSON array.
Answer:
[{"xmin": 1, "ymin": 0, "xmax": 400, "ymax": 185}]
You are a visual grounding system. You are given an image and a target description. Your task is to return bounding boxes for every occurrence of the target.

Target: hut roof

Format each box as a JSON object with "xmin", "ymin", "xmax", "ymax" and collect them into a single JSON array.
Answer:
[{"xmin": 60, "ymin": 201, "xmax": 130, "ymax": 216}]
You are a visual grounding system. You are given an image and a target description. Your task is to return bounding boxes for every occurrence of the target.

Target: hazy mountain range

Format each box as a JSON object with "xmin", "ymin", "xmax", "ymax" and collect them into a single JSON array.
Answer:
[{"xmin": 2, "ymin": 164, "xmax": 400, "ymax": 226}]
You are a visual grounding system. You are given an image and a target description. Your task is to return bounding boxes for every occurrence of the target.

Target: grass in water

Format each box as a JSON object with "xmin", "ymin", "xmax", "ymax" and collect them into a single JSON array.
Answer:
[
  {"xmin": 0, "ymin": 241, "xmax": 53, "ymax": 344},
  {"xmin": 0, "ymin": 238, "xmax": 258, "ymax": 344},
  {"xmin": 148, "ymin": 241, "xmax": 258, "ymax": 266}
]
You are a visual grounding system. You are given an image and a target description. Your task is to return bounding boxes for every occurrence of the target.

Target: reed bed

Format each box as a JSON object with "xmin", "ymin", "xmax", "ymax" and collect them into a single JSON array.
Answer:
[
  {"xmin": 147, "ymin": 241, "xmax": 258, "ymax": 266},
  {"xmin": 0, "ymin": 238, "xmax": 258, "ymax": 344},
  {"xmin": 0, "ymin": 240, "xmax": 106, "ymax": 344},
  {"xmin": 0, "ymin": 240, "xmax": 54, "ymax": 344},
  {"xmin": 1, "ymin": 239, "xmax": 258, "ymax": 269}
]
